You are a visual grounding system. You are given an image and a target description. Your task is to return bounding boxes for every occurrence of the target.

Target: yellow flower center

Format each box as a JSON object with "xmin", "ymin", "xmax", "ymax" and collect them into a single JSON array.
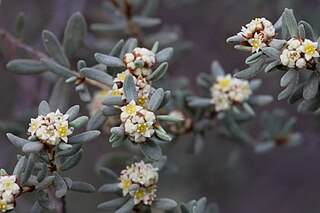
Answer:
[
  {"xmin": 111, "ymin": 90, "xmax": 121, "ymax": 96},
  {"xmin": 289, "ymin": 52, "xmax": 299, "ymax": 60},
  {"xmin": 122, "ymin": 180, "xmax": 131, "ymax": 190},
  {"xmin": 137, "ymin": 123, "xmax": 148, "ymax": 133},
  {"xmin": 137, "ymin": 97, "xmax": 147, "ymax": 106},
  {"xmin": 125, "ymin": 105, "xmax": 137, "ymax": 115},
  {"xmin": 304, "ymin": 44, "xmax": 316, "ymax": 55},
  {"xmin": 219, "ymin": 79, "xmax": 230, "ymax": 88},
  {"xmin": 251, "ymin": 39, "xmax": 260, "ymax": 48},
  {"xmin": 58, "ymin": 126, "xmax": 68, "ymax": 137},
  {"xmin": 118, "ymin": 73, "xmax": 127, "ymax": 82},
  {"xmin": 3, "ymin": 181, "xmax": 13, "ymax": 191},
  {"xmin": 134, "ymin": 189, "xmax": 145, "ymax": 200},
  {"xmin": 0, "ymin": 201, "xmax": 7, "ymax": 212}
]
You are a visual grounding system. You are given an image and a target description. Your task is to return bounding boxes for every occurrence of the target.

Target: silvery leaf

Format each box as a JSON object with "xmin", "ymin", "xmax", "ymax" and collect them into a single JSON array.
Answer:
[
  {"xmin": 298, "ymin": 24, "xmax": 305, "ymax": 39},
  {"xmin": 38, "ymin": 100, "xmax": 51, "ymax": 116},
  {"xmin": 69, "ymin": 130, "xmax": 101, "ymax": 144},
  {"xmin": 37, "ymin": 163, "xmax": 48, "ymax": 182},
  {"xmin": 248, "ymin": 95, "xmax": 273, "ymax": 106},
  {"xmin": 139, "ymin": 140, "xmax": 162, "ymax": 161},
  {"xmin": 115, "ymin": 198, "xmax": 135, "ymax": 213},
  {"xmin": 69, "ymin": 116, "xmax": 88, "ymax": 128},
  {"xmin": 226, "ymin": 35, "xmax": 245, "ymax": 43},
  {"xmin": 111, "ymin": 127, "xmax": 125, "ymax": 136},
  {"xmin": 265, "ymin": 60, "xmax": 280, "ymax": 73},
  {"xmin": 156, "ymin": 47, "xmax": 173, "ymax": 63},
  {"xmin": 21, "ymin": 154, "xmax": 35, "ymax": 185},
  {"xmin": 147, "ymin": 62, "xmax": 168, "ymax": 81},
  {"xmin": 303, "ymin": 72, "xmax": 318, "ymax": 100},
  {"xmin": 49, "ymin": 78, "xmax": 72, "ymax": 112},
  {"xmin": 245, "ymin": 52, "xmax": 263, "ymax": 64},
  {"xmin": 211, "ymin": 60, "xmax": 225, "ymax": 80},
  {"xmin": 110, "ymin": 39, "xmax": 124, "ymax": 57},
  {"xmin": 153, "ymin": 198, "xmax": 177, "ymax": 210},
  {"xmin": 54, "ymin": 174, "xmax": 68, "ymax": 198},
  {"xmin": 86, "ymin": 109, "xmax": 108, "ymax": 131},
  {"xmin": 63, "ymin": 12, "xmax": 87, "ymax": 58},
  {"xmin": 41, "ymin": 59, "xmax": 76, "ymax": 78},
  {"xmin": 65, "ymin": 105, "xmax": 80, "ymax": 121},
  {"xmin": 298, "ymin": 97, "xmax": 320, "ymax": 112},
  {"xmin": 123, "ymin": 74, "xmax": 138, "ymax": 102},
  {"xmin": 98, "ymin": 167, "xmax": 118, "ymax": 183},
  {"xmin": 42, "ymin": 30, "xmax": 70, "ymax": 68},
  {"xmin": 13, "ymin": 156, "xmax": 26, "ymax": 180},
  {"xmin": 6, "ymin": 59, "xmax": 47, "ymax": 75},
  {"xmin": 90, "ymin": 23, "xmax": 125, "ymax": 32},
  {"xmin": 249, "ymin": 79, "xmax": 262, "ymax": 91},
  {"xmin": 132, "ymin": 16, "xmax": 161, "ymax": 28},
  {"xmin": 98, "ymin": 198, "xmax": 129, "ymax": 210},
  {"xmin": 58, "ymin": 150, "xmax": 83, "ymax": 171},
  {"xmin": 127, "ymin": 38, "xmax": 138, "ymax": 53},
  {"xmin": 102, "ymin": 96, "xmax": 123, "ymax": 106},
  {"xmin": 278, "ymin": 73, "xmax": 299, "ymax": 100},
  {"xmin": 148, "ymin": 88, "xmax": 164, "ymax": 111},
  {"xmin": 98, "ymin": 183, "xmax": 121, "ymax": 193},
  {"xmin": 35, "ymin": 176, "xmax": 55, "ymax": 191},
  {"xmin": 288, "ymin": 83, "xmax": 304, "ymax": 104},
  {"xmin": 80, "ymin": 67, "xmax": 114, "ymax": 87},
  {"xmin": 234, "ymin": 45, "xmax": 251, "ymax": 52},
  {"xmin": 157, "ymin": 115, "xmax": 183, "ymax": 122},
  {"xmin": 284, "ymin": 8, "xmax": 298, "ymax": 37},
  {"xmin": 158, "ymin": 90, "xmax": 171, "ymax": 109},
  {"xmin": 95, "ymin": 53, "xmax": 125, "ymax": 67},
  {"xmin": 234, "ymin": 58, "xmax": 264, "ymax": 79},
  {"xmin": 268, "ymin": 39, "xmax": 286, "ymax": 49},
  {"xmin": 280, "ymin": 69, "xmax": 298, "ymax": 87},
  {"xmin": 102, "ymin": 106, "xmax": 122, "ymax": 116},
  {"xmin": 22, "ymin": 142, "xmax": 44, "ymax": 153},
  {"xmin": 70, "ymin": 181, "xmax": 95, "ymax": 193},
  {"xmin": 57, "ymin": 144, "xmax": 82, "ymax": 157},
  {"xmin": 6, "ymin": 133, "xmax": 30, "ymax": 149},
  {"xmin": 298, "ymin": 20, "xmax": 315, "ymax": 40},
  {"xmin": 262, "ymin": 47, "xmax": 280, "ymax": 58}
]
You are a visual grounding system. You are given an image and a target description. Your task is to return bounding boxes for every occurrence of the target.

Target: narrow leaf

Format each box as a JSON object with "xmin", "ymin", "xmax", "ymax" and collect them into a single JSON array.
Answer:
[{"xmin": 6, "ymin": 59, "xmax": 47, "ymax": 75}]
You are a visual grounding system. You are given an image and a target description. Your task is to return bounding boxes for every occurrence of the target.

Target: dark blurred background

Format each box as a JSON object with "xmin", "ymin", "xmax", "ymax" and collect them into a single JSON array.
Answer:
[{"xmin": 1, "ymin": 0, "xmax": 320, "ymax": 212}]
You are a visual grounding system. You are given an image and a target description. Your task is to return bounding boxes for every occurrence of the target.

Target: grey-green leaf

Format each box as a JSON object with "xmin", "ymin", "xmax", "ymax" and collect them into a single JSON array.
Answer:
[
  {"xmin": 86, "ymin": 110, "xmax": 108, "ymax": 131},
  {"xmin": 280, "ymin": 69, "xmax": 298, "ymax": 87},
  {"xmin": 42, "ymin": 30, "xmax": 70, "ymax": 68},
  {"xmin": 35, "ymin": 176, "xmax": 55, "ymax": 191},
  {"xmin": 148, "ymin": 62, "xmax": 168, "ymax": 81},
  {"xmin": 69, "ymin": 116, "xmax": 88, "ymax": 128},
  {"xmin": 115, "ymin": 198, "xmax": 135, "ymax": 213},
  {"xmin": 63, "ymin": 12, "xmax": 87, "ymax": 58},
  {"xmin": 70, "ymin": 181, "xmax": 95, "ymax": 193},
  {"xmin": 54, "ymin": 174, "xmax": 68, "ymax": 198},
  {"xmin": 98, "ymin": 183, "xmax": 120, "ymax": 193},
  {"xmin": 303, "ymin": 73, "xmax": 319, "ymax": 100},
  {"xmin": 69, "ymin": 130, "xmax": 100, "ymax": 144},
  {"xmin": 262, "ymin": 47, "xmax": 280, "ymax": 58},
  {"xmin": 38, "ymin": 100, "xmax": 51, "ymax": 116},
  {"xmin": 65, "ymin": 105, "xmax": 80, "ymax": 121},
  {"xmin": 22, "ymin": 142, "xmax": 44, "ymax": 153},
  {"xmin": 59, "ymin": 150, "xmax": 83, "ymax": 171},
  {"xmin": 102, "ymin": 96, "xmax": 123, "ymax": 106},
  {"xmin": 6, "ymin": 133, "xmax": 30, "ymax": 149},
  {"xmin": 147, "ymin": 88, "xmax": 164, "ymax": 111},
  {"xmin": 6, "ymin": 59, "xmax": 47, "ymax": 75},
  {"xmin": 123, "ymin": 74, "xmax": 137, "ymax": 102},
  {"xmin": 41, "ymin": 59, "xmax": 76, "ymax": 78},
  {"xmin": 98, "ymin": 197, "xmax": 129, "ymax": 210},
  {"xmin": 139, "ymin": 140, "xmax": 162, "ymax": 161},
  {"xmin": 80, "ymin": 68, "xmax": 114, "ymax": 87},
  {"xmin": 95, "ymin": 53, "xmax": 125, "ymax": 67},
  {"xmin": 156, "ymin": 48, "xmax": 173, "ymax": 63},
  {"xmin": 132, "ymin": 16, "xmax": 161, "ymax": 28},
  {"xmin": 284, "ymin": 8, "xmax": 298, "ymax": 37},
  {"xmin": 153, "ymin": 198, "xmax": 177, "ymax": 210}
]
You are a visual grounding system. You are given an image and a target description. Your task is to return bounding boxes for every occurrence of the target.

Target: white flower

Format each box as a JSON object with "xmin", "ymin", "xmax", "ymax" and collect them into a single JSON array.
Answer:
[
  {"xmin": 0, "ymin": 176, "xmax": 20, "ymax": 195},
  {"xmin": 210, "ymin": 74, "xmax": 252, "ymax": 112},
  {"xmin": 297, "ymin": 39, "xmax": 319, "ymax": 61},
  {"xmin": 296, "ymin": 58, "xmax": 306, "ymax": 68},
  {"xmin": 0, "ymin": 199, "xmax": 14, "ymax": 212},
  {"xmin": 248, "ymin": 33, "xmax": 266, "ymax": 53},
  {"xmin": 120, "ymin": 100, "xmax": 143, "ymax": 122},
  {"xmin": 28, "ymin": 110, "xmax": 73, "ymax": 145},
  {"xmin": 287, "ymin": 38, "xmax": 302, "ymax": 50},
  {"xmin": 118, "ymin": 161, "xmax": 158, "ymax": 205}
]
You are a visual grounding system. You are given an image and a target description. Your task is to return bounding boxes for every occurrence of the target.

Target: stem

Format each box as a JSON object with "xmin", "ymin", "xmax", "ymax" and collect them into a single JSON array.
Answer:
[
  {"xmin": 0, "ymin": 28, "xmax": 48, "ymax": 59},
  {"xmin": 61, "ymin": 196, "xmax": 67, "ymax": 213}
]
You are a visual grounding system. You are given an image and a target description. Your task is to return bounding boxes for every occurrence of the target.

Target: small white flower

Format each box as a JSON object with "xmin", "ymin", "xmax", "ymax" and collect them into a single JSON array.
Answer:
[
  {"xmin": 248, "ymin": 33, "xmax": 266, "ymax": 53},
  {"xmin": 0, "ymin": 176, "xmax": 20, "ymax": 195},
  {"xmin": 120, "ymin": 100, "xmax": 143, "ymax": 122},
  {"xmin": 287, "ymin": 38, "xmax": 302, "ymax": 50},
  {"xmin": 297, "ymin": 39, "xmax": 319, "ymax": 61},
  {"xmin": 118, "ymin": 161, "xmax": 158, "ymax": 205},
  {"xmin": 0, "ymin": 198, "xmax": 14, "ymax": 212},
  {"xmin": 296, "ymin": 58, "xmax": 306, "ymax": 68}
]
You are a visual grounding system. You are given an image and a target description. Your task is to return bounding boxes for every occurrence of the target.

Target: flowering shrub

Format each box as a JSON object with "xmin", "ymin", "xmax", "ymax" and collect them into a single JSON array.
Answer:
[{"xmin": 0, "ymin": 1, "xmax": 314, "ymax": 212}]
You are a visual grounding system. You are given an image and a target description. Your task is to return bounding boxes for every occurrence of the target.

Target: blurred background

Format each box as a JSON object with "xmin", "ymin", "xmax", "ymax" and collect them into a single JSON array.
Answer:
[{"xmin": 1, "ymin": 0, "xmax": 320, "ymax": 212}]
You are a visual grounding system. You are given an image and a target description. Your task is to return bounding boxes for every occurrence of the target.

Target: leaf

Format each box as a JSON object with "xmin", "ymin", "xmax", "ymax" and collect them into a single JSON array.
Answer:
[
  {"xmin": 158, "ymin": 90, "xmax": 171, "ymax": 109},
  {"xmin": 42, "ymin": 30, "xmax": 70, "ymax": 68},
  {"xmin": 288, "ymin": 83, "xmax": 304, "ymax": 104},
  {"xmin": 69, "ymin": 116, "xmax": 88, "ymax": 128},
  {"xmin": 147, "ymin": 62, "xmax": 168, "ymax": 81},
  {"xmin": 132, "ymin": 16, "xmax": 161, "ymax": 28},
  {"xmin": 248, "ymin": 95, "xmax": 273, "ymax": 106},
  {"xmin": 31, "ymin": 201, "xmax": 45, "ymax": 213},
  {"xmin": 141, "ymin": 0, "xmax": 159, "ymax": 16},
  {"xmin": 115, "ymin": 198, "xmax": 135, "ymax": 213},
  {"xmin": 97, "ymin": 167, "xmax": 118, "ymax": 183},
  {"xmin": 13, "ymin": 156, "xmax": 26, "ymax": 180},
  {"xmin": 6, "ymin": 59, "xmax": 47, "ymax": 75},
  {"xmin": 57, "ymin": 144, "xmax": 82, "ymax": 157},
  {"xmin": 35, "ymin": 176, "xmax": 55, "ymax": 191},
  {"xmin": 139, "ymin": 140, "xmax": 163, "ymax": 161},
  {"xmin": 278, "ymin": 74, "xmax": 299, "ymax": 100},
  {"xmin": 211, "ymin": 60, "xmax": 225, "ymax": 80},
  {"xmin": 298, "ymin": 24, "xmax": 305, "ymax": 39},
  {"xmin": 284, "ymin": 8, "xmax": 298, "ymax": 37},
  {"xmin": 110, "ymin": 39, "xmax": 125, "ymax": 57},
  {"xmin": 234, "ymin": 58, "xmax": 264, "ymax": 79},
  {"xmin": 156, "ymin": 47, "xmax": 173, "ymax": 63},
  {"xmin": 58, "ymin": 150, "xmax": 83, "ymax": 171},
  {"xmin": 102, "ymin": 106, "xmax": 122, "ymax": 116},
  {"xmin": 70, "ymin": 181, "xmax": 95, "ymax": 193},
  {"xmin": 265, "ymin": 60, "xmax": 280, "ymax": 73},
  {"xmin": 155, "ymin": 129, "xmax": 172, "ymax": 141},
  {"xmin": 69, "ymin": 130, "xmax": 101, "ymax": 144},
  {"xmin": 249, "ymin": 79, "xmax": 262, "ymax": 91},
  {"xmin": 245, "ymin": 52, "xmax": 263, "ymax": 64},
  {"xmin": 41, "ymin": 59, "xmax": 76, "ymax": 78},
  {"xmin": 38, "ymin": 100, "xmax": 51, "ymax": 116},
  {"xmin": 6, "ymin": 133, "xmax": 30, "ymax": 148},
  {"xmin": 151, "ymin": 41, "xmax": 159, "ymax": 53},
  {"xmin": 21, "ymin": 154, "xmax": 35, "ymax": 185},
  {"xmin": 90, "ymin": 23, "xmax": 125, "ymax": 32},
  {"xmin": 65, "ymin": 105, "xmax": 80, "ymax": 121},
  {"xmin": 153, "ymin": 198, "xmax": 177, "ymax": 210},
  {"xmin": 49, "ymin": 78, "xmax": 72, "ymax": 112},
  {"xmin": 37, "ymin": 163, "xmax": 48, "ymax": 182},
  {"xmin": 157, "ymin": 115, "xmax": 183, "ymax": 122},
  {"xmin": 262, "ymin": 47, "xmax": 280, "ymax": 58},
  {"xmin": 188, "ymin": 98, "xmax": 212, "ymax": 108},
  {"xmin": 127, "ymin": 38, "xmax": 138, "ymax": 52},
  {"xmin": 98, "ymin": 183, "xmax": 120, "ymax": 193},
  {"xmin": 98, "ymin": 197, "xmax": 129, "ymax": 210},
  {"xmin": 95, "ymin": 53, "xmax": 125, "ymax": 67},
  {"xmin": 197, "ymin": 197, "xmax": 207, "ymax": 212},
  {"xmin": 280, "ymin": 69, "xmax": 298, "ymax": 87},
  {"xmin": 22, "ymin": 142, "xmax": 44, "ymax": 153},
  {"xmin": 123, "ymin": 74, "xmax": 137, "ymax": 102},
  {"xmin": 147, "ymin": 88, "xmax": 164, "ymax": 111},
  {"xmin": 54, "ymin": 174, "xmax": 68, "ymax": 198},
  {"xmin": 268, "ymin": 39, "xmax": 286, "ymax": 49},
  {"xmin": 86, "ymin": 109, "xmax": 108, "ymax": 131},
  {"xmin": 303, "ymin": 72, "xmax": 319, "ymax": 100},
  {"xmin": 298, "ymin": 97, "xmax": 320, "ymax": 112},
  {"xmin": 298, "ymin": 20, "xmax": 315, "ymax": 40},
  {"xmin": 111, "ymin": 136, "xmax": 127, "ymax": 148},
  {"xmin": 102, "ymin": 96, "xmax": 123, "ymax": 106},
  {"xmin": 226, "ymin": 35, "xmax": 245, "ymax": 43},
  {"xmin": 234, "ymin": 45, "xmax": 251, "ymax": 52},
  {"xmin": 80, "ymin": 68, "xmax": 114, "ymax": 87},
  {"xmin": 63, "ymin": 12, "xmax": 87, "ymax": 58},
  {"xmin": 110, "ymin": 127, "xmax": 125, "ymax": 136},
  {"xmin": 36, "ymin": 191, "xmax": 55, "ymax": 211}
]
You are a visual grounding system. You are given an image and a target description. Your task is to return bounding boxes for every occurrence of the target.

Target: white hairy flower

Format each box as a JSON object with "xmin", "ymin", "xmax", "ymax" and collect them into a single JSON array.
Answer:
[
  {"xmin": 118, "ymin": 161, "xmax": 158, "ymax": 205},
  {"xmin": 0, "ymin": 176, "xmax": 20, "ymax": 195},
  {"xmin": 248, "ymin": 33, "xmax": 266, "ymax": 53},
  {"xmin": 210, "ymin": 74, "xmax": 252, "ymax": 112},
  {"xmin": 28, "ymin": 110, "xmax": 73, "ymax": 145},
  {"xmin": 123, "ymin": 47, "xmax": 156, "ymax": 77},
  {"xmin": 297, "ymin": 39, "xmax": 319, "ymax": 61}
]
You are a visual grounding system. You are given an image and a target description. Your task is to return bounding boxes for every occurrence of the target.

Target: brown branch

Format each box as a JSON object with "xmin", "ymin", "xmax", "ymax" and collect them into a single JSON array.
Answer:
[{"xmin": 0, "ymin": 28, "xmax": 48, "ymax": 59}]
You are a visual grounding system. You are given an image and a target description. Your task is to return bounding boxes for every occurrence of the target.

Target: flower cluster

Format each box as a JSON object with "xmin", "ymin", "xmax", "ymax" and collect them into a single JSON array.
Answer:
[
  {"xmin": 118, "ymin": 161, "xmax": 158, "ymax": 205},
  {"xmin": 28, "ymin": 110, "xmax": 73, "ymax": 145},
  {"xmin": 280, "ymin": 38, "xmax": 319, "ymax": 69},
  {"xmin": 0, "ymin": 175, "xmax": 20, "ymax": 212},
  {"xmin": 123, "ymin": 47, "xmax": 156, "ymax": 77},
  {"xmin": 168, "ymin": 110, "xmax": 192, "ymax": 135},
  {"xmin": 237, "ymin": 18, "xmax": 275, "ymax": 53},
  {"xmin": 210, "ymin": 74, "xmax": 252, "ymax": 112},
  {"xmin": 120, "ymin": 101, "xmax": 156, "ymax": 143}
]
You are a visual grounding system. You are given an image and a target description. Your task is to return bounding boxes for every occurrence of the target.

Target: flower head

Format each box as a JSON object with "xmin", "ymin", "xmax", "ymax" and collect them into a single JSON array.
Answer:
[
  {"xmin": 118, "ymin": 161, "xmax": 158, "ymax": 205},
  {"xmin": 0, "ymin": 173, "xmax": 20, "ymax": 212},
  {"xmin": 210, "ymin": 74, "xmax": 252, "ymax": 112},
  {"xmin": 28, "ymin": 110, "xmax": 73, "ymax": 145}
]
